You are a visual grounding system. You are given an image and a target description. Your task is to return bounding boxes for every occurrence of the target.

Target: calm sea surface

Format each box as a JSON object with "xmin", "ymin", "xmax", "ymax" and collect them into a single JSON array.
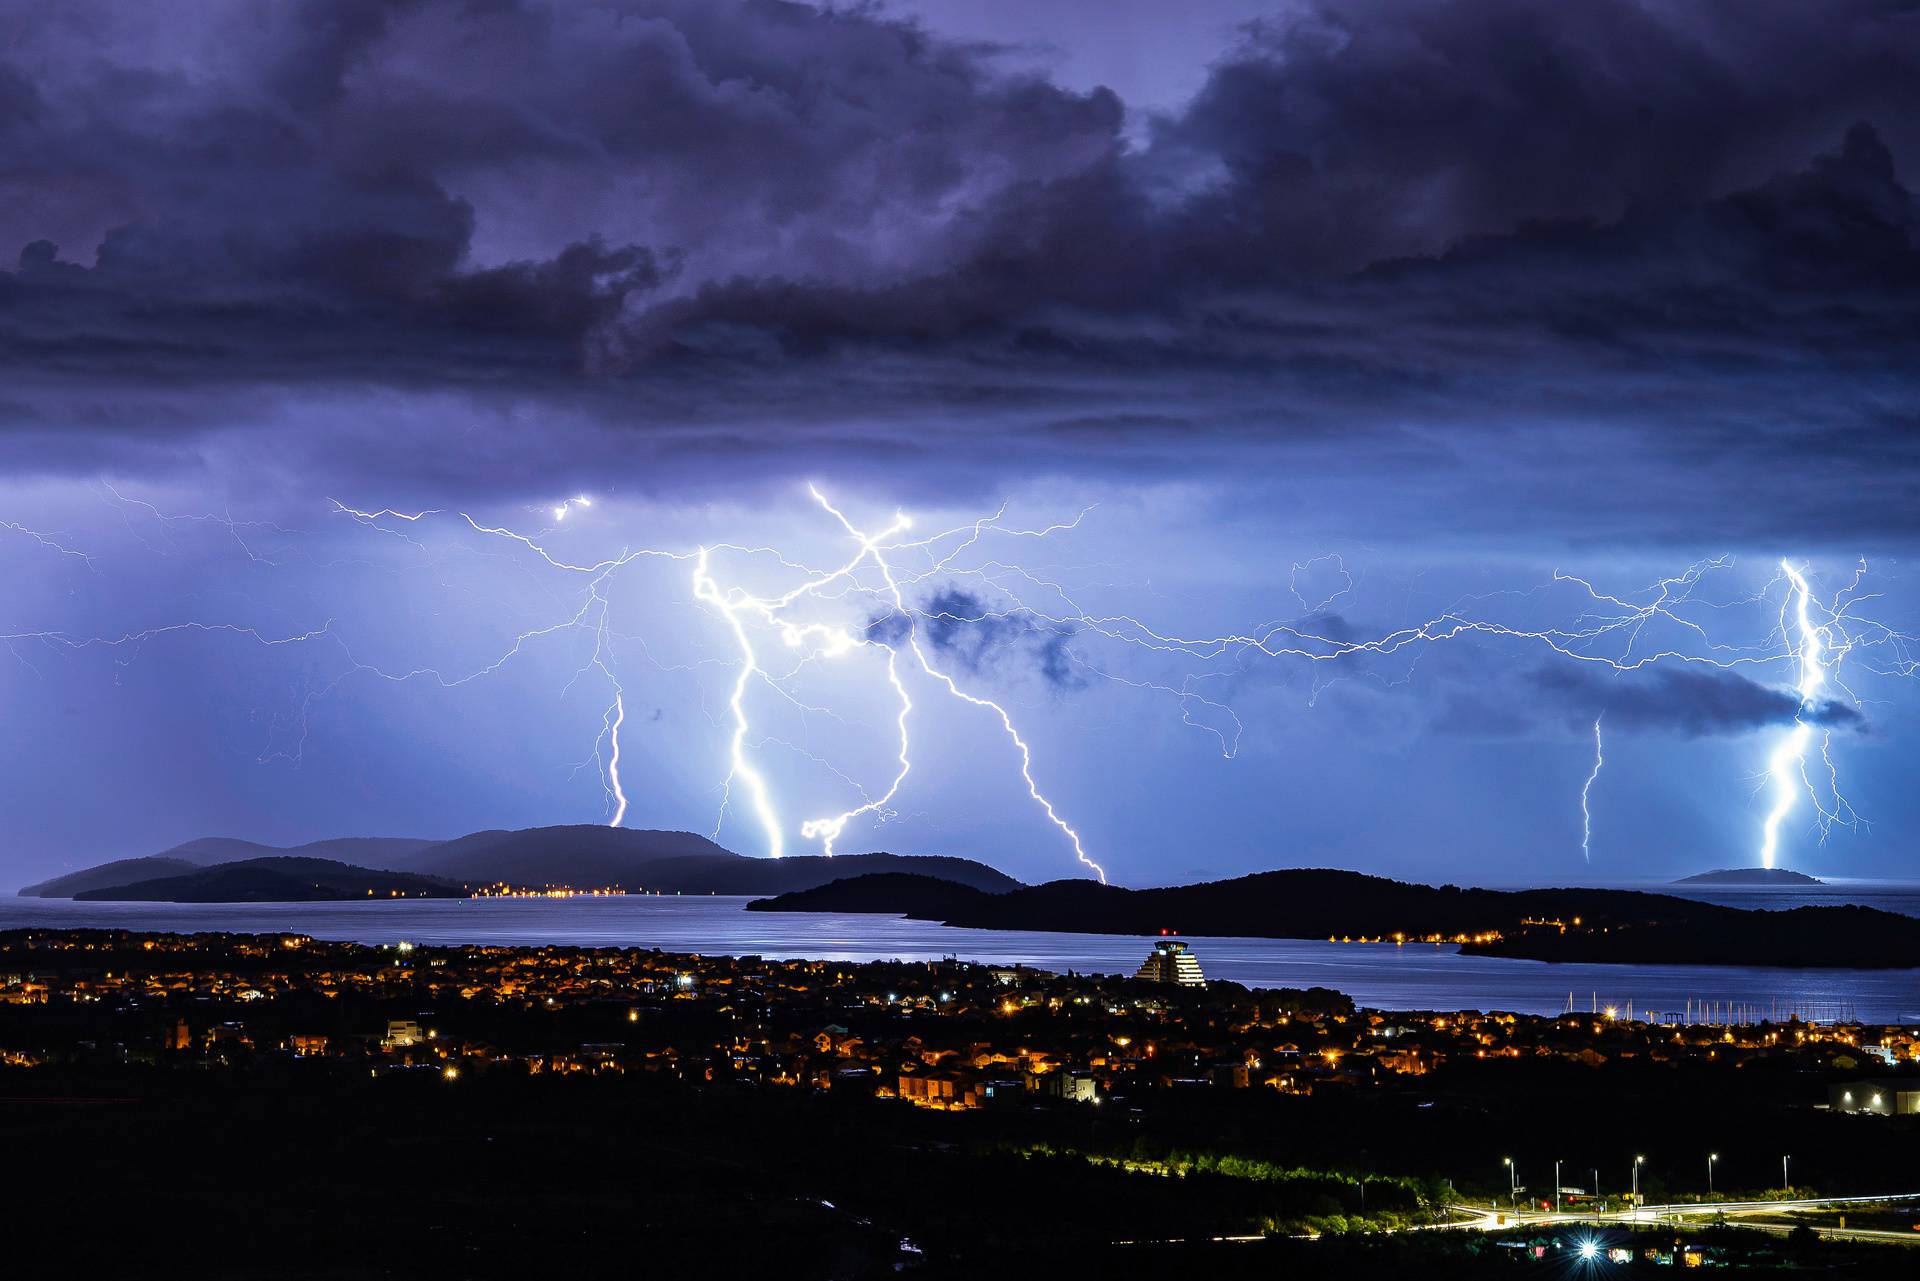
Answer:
[{"xmin": 6, "ymin": 882, "xmax": 1919, "ymax": 1021}]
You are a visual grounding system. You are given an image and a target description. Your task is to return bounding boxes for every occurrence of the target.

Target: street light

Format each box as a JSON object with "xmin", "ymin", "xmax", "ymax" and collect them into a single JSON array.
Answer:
[
  {"xmin": 1782, "ymin": 1154, "xmax": 1790, "ymax": 1194},
  {"xmin": 1555, "ymin": 1159, "xmax": 1562, "ymax": 1214},
  {"xmin": 1632, "ymin": 1155, "xmax": 1645, "ymax": 1206},
  {"xmin": 1707, "ymin": 1153, "xmax": 1718, "ymax": 1199},
  {"xmin": 1503, "ymin": 1157, "xmax": 1517, "ymax": 1209}
]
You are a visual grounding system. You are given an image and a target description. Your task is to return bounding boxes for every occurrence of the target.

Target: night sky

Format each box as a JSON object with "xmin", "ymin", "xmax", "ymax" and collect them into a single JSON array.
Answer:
[{"xmin": 4, "ymin": 1, "xmax": 1919, "ymax": 888}]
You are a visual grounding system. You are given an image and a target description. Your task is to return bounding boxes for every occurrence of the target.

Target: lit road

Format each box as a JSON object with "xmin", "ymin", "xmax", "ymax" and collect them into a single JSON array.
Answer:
[
  {"xmin": 1447, "ymin": 1193, "xmax": 1920, "ymax": 1246},
  {"xmin": 1114, "ymin": 1193, "xmax": 1920, "ymax": 1249}
]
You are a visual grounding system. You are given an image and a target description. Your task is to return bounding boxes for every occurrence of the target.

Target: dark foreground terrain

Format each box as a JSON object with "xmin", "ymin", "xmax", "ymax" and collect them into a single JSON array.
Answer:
[
  {"xmin": 6, "ymin": 1075, "xmax": 1916, "ymax": 1279},
  {"xmin": 4, "ymin": 929, "xmax": 1918, "ymax": 1278}
]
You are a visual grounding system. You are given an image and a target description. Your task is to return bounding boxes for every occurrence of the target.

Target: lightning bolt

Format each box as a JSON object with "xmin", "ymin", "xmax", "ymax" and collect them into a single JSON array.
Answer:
[
  {"xmin": 1580, "ymin": 716, "xmax": 1603, "ymax": 863},
  {"xmin": 1757, "ymin": 560, "xmax": 1829, "ymax": 869},
  {"xmin": 14, "ymin": 484, "xmax": 1915, "ymax": 886},
  {"xmin": 692, "ymin": 544, "xmax": 792, "ymax": 859},
  {"xmin": 800, "ymin": 643, "xmax": 911, "ymax": 856},
  {"xmin": 5, "ymin": 521, "xmax": 99, "ymax": 570},
  {"xmin": 803, "ymin": 486, "xmax": 1105, "ymax": 881},
  {"xmin": 602, "ymin": 692, "xmax": 629, "ymax": 827}
]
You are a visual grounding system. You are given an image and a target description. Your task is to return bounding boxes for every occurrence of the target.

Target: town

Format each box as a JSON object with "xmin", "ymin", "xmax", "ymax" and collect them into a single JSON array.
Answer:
[
  {"xmin": 3, "ymin": 925, "xmax": 1920, "ymax": 1267},
  {"xmin": 3, "ymin": 929, "xmax": 1912, "ymax": 1108},
  {"xmin": 6, "ymin": 925, "xmax": 1920, "ymax": 1277}
]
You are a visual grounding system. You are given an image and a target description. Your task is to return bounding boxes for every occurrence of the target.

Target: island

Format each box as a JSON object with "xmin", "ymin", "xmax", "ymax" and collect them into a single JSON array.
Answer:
[
  {"xmin": 749, "ymin": 868, "xmax": 1920, "ymax": 969},
  {"xmin": 21, "ymin": 826, "xmax": 1025, "ymax": 902},
  {"xmin": 71, "ymin": 857, "xmax": 463, "ymax": 903},
  {"xmin": 1674, "ymin": 868, "xmax": 1824, "ymax": 886}
]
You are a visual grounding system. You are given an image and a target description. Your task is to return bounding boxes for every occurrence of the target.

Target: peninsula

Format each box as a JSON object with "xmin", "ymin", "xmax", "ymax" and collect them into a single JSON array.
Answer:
[
  {"xmin": 749, "ymin": 869, "xmax": 1920, "ymax": 969},
  {"xmin": 20, "ymin": 827, "xmax": 1023, "ymax": 902}
]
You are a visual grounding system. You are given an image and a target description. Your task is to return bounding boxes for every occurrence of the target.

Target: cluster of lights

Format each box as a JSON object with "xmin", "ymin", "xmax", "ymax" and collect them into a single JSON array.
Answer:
[
  {"xmin": 1328, "ymin": 931, "xmax": 1503, "ymax": 945},
  {"xmin": 470, "ymin": 883, "xmax": 630, "ymax": 898}
]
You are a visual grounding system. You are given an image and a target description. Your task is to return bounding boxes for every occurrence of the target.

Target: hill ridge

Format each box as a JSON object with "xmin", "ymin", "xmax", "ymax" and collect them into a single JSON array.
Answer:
[
  {"xmin": 748, "ymin": 868, "xmax": 1920, "ymax": 969},
  {"xmin": 25, "ymin": 826, "xmax": 1025, "ymax": 900},
  {"xmin": 73, "ymin": 856, "xmax": 463, "ymax": 903}
]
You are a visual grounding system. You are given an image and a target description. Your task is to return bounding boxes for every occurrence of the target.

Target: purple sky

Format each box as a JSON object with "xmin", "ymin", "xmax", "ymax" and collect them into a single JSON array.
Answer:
[{"xmin": 3, "ymin": 1, "xmax": 1919, "ymax": 888}]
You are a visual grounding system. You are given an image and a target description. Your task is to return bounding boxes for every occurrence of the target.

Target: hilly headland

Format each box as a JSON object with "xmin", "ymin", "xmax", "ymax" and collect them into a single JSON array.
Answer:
[{"xmin": 749, "ymin": 868, "xmax": 1920, "ymax": 969}]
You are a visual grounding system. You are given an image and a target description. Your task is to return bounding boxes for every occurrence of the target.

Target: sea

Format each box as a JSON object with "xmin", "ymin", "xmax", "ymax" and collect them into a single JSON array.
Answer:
[{"xmin": 6, "ymin": 879, "xmax": 1920, "ymax": 1022}]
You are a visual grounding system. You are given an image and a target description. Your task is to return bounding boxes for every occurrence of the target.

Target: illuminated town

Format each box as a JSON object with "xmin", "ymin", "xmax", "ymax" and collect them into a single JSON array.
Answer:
[
  {"xmin": 5, "ymin": 927, "xmax": 1913, "ymax": 1100},
  {"xmin": 6, "ymin": 0, "xmax": 1920, "ymax": 1275},
  {"xmin": 5, "ymin": 926, "xmax": 1919, "ymax": 1273}
]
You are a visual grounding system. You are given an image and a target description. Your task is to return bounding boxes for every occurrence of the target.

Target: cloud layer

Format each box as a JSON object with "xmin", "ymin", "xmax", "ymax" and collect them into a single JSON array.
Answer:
[
  {"xmin": 1531, "ymin": 665, "xmax": 1866, "ymax": 738},
  {"xmin": 1, "ymin": 0, "xmax": 1917, "ymax": 543}
]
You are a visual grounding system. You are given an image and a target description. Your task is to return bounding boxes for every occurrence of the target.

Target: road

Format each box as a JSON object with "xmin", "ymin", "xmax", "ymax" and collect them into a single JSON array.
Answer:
[
  {"xmin": 1445, "ymin": 1192, "xmax": 1920, "ymax": 1246},
  {"xmin": 1113, "ymin": 1192, "xmax": 1920, "ymax": 1249}
]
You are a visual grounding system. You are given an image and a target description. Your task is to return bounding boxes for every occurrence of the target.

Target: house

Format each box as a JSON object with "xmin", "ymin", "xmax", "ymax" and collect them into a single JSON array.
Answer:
[{"xmin": 383, "ymin": 1019, "xmax": 426, "ymax": 1049}]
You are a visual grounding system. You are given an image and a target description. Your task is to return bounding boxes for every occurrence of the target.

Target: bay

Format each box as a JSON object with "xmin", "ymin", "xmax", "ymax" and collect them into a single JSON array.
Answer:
[{"xmin": 6, "ymin": 887, "xmax": 1918, "ymax": 1022}]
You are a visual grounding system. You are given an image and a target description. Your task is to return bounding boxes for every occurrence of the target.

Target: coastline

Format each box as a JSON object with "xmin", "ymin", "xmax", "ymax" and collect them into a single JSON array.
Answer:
[{"xmin": 3, "ymin": 894, "xmax": 1915, "ymax": 1022}]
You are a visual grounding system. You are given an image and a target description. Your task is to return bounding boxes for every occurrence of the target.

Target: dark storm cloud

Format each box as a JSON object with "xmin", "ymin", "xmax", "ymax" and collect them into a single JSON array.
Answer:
[
  {"xmin": 1153, "ymin": 0, "xmax": 1920, "ymax": 273},
  {"xmin": 1276, "ymin": 622, "xmax": 1870, "ymax": 742},
  {"xmin": 866, "ymin": 588, "xmax": 1083, "ymax": 690},
  {"xmin": 1528, "ymin": 665, "xmax": 1866, "ymax": 738},
  {"xmin": 0, "ymin": 0, "xmax": 1119, "ymax": 374},
  {"xmin": 1, "ymin": 0, "xmax": 1918, "ymax": 539}
]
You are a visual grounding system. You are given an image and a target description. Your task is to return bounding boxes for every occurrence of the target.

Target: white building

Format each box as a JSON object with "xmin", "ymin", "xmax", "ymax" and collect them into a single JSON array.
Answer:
[
  {"xmin": 1134, "ymin": 939, "xmax": 1205, "ymax": 986},
  {"xmin": 384, "ymin": 1019, "xmax": 426, "ymax": 1048},
  {"xmin": 1035, "ymin": 1070, "xmax": 1098, "ymax": 1103}
]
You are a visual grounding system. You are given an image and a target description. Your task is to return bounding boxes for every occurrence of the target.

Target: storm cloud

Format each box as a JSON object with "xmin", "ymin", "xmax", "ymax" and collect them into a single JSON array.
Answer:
[
  {"xmin": 9, "ymin": 1, "xmax": 1920, "ymax": 888},
  {"xmin": 866, "ymin": 587, "xmax": 1083, "ymax": 690},
  {"xmin": 1530, "ymin": 665, "xmax": 1867, "ymax": 738},
  {"xmin": 0, "ymin": 0, "xmax": 1917, "ymax": 542}
]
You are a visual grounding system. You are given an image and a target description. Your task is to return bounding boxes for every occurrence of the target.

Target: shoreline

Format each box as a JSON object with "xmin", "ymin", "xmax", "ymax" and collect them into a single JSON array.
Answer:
[{"xmin": 2, "ymin": 895, "xmax": 1916, "ymax": 1023}]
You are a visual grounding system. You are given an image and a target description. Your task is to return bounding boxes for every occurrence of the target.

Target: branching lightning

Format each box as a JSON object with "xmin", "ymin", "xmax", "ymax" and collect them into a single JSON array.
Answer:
[
  {"xmin": 692, "ymin": 544, "xmax": 793, "ymax": 859},
  {"xmin": 804, "ymin": 487, "xmax": 1104, "ymax": 881},
  {"xmin": 8, "ymin": 481, "xmax": 1914, "ymax": 883},
  {"xmin": 1754, "ymin": 559, "xmax": 1860, "ymax": 869},
  {"xmin": 5, "ymin": 521, "xmax": 99, "ymax": 571}
]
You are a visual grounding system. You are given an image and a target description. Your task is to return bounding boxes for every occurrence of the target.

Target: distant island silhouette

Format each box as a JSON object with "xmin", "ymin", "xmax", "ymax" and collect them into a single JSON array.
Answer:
[
  {"xmin": 19, "ymin": 827, "xmax": 1023, "ymax": 901},
  {"xmin": 1673, "ymin": 867, "xmax": 1824, "ymax": 886},
  {"xmin": 72, "ymin": 856, "xmax": 463, "ymax": 903},
  {"xmin": 750, "ymin": 868, "xmax": 1920, "ymax": 969}
]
